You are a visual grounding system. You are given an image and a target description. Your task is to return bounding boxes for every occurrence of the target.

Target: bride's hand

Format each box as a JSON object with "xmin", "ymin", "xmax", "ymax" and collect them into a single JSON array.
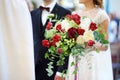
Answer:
[{"xmin": 94, "ymin": 42, "xmax": 108, "ymax": 51}]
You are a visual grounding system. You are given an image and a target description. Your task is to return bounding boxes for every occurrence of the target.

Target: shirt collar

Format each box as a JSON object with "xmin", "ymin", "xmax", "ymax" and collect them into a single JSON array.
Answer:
[{"xmin": 41, "ymin": 1, "xmax": 56, "ymax": 12}]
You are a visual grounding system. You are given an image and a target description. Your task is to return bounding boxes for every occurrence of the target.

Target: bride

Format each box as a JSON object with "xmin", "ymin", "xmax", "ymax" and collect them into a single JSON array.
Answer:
[{"xmin": 66, "ymin": 0, "xmax": 113, "ymax": 80}]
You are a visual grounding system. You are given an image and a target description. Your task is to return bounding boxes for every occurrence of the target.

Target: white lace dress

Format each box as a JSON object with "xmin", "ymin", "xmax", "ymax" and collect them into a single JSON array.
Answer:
[{"xmin": 66, "ymin": 8, "xmax": 113, "ymax": 80}]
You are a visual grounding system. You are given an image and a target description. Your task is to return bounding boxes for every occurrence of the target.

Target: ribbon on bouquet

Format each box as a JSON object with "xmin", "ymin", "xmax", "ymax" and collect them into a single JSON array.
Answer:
[
  {"xmin": 74, "ymin": 63, "xmax": 78, "ymax": 80},
  {"xmin": 74, "ymin": 56, "xmax": 79, "ymax": 80}
]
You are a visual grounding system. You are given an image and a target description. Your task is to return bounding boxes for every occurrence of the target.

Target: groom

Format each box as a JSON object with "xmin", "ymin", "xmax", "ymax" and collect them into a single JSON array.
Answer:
[{"xmin": 31, "ymin": 0, "xmax": 71, "ymax": 80}]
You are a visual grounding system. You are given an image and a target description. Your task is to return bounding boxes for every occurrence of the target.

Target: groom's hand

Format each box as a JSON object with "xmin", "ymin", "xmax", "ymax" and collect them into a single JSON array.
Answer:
[{"xmin": 54, "ymin": 75, "xmax": 65, "ymax": 80}]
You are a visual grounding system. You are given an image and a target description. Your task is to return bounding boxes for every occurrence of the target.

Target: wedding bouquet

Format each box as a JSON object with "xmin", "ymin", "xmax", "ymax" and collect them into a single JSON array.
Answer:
[{"xmin": 42, "ymin": 14, "xmax": 108, "ymax": 76}]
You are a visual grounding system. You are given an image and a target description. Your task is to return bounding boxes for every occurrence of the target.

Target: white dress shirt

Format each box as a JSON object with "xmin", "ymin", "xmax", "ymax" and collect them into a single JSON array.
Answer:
[{"xmin": 41, "ymin": 1, "xmax": 56, "ymax": 25}]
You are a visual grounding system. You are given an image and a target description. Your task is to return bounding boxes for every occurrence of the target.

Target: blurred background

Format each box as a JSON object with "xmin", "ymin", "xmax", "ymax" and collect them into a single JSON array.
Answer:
[{"xmin": 27, "ymin": 0, "xmax": 120, "ymax": 80}]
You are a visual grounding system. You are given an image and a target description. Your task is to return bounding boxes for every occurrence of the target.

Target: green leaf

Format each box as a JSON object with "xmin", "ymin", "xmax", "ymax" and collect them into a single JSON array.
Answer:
[
  {"xmin": 95, "ymin": 49, "xmax": 100, "ymax": 53},
  {"xmin": 99, "ymin": 34, "xmax": 104, "ymax": 40},
  {"xmin": 45, "ymin": 29, "xmax": 56, "ymax": 39},
  {"xmin": 63, "ymin": 46, "xmax": 68, "ymax": 51},
  {"xmin": 47, "ymin": 14, "xmax": 55, "ymax": 19},
  {"xmin": 45, "ymin": 53, "xmax": 49, "ymax": 59},
  {"xmin": 48, "ymin": 46, "xmax": 56, "ymax": 54},
  {"xmin": 82, "ymin": 16, "xmax": 87, "ymax": 19},
  {"xmin": 98, "ymin": 26, "xmax": 102, "ymax": 32},
  {"xmin": 72, "ymin": 70, "xmax": 77, "ymax": 74},
  {"xmin": 61, "ymin": 69, "xmax": 67, "ymax": 78},
  {"xmin": 93, "ymin": 31, "xmax": 99, "ymax": 41},
  {"xmin": 57, "ymin": 59, "xmax": 65, "ymax": 66},
  {"xmin": 46, "ymin": 62, "xmax": 54, "ymax": 77},
  {"xmin": 71, "ymin": 61, "xmax": 75, "ymax": 66},
  {"xmin": 105, "ymin": 45, "xmax": 108, "ymax": 49},
  {"xmin": 100, "ymin": 40, "xmax": 109, "ymax": 44}
]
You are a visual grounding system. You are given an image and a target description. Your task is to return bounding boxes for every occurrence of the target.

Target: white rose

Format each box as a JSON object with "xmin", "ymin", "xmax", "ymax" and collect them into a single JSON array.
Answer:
[
  {"xmin": 84, "ymin": 30, "xmax": 95, "ymax": 42},
  {"xmin": 61, "ymin": 19, "xmax": 72, "ymax": 31},
  {"xmin": 76, "ymin": 35, "xmax": 85, "ymax": 45},
  {"xmin": 80, "ymin": 17, "xmax": 91, "ymax": 31}
]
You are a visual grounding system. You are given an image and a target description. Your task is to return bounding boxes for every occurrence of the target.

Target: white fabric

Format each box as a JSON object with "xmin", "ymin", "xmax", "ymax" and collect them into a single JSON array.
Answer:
[
  {"xmin": 66, "ymin": 8, "xmax": 113, "ymax": 80},
  {"xmin": 0, "ymin": 0, "xmax": 35, "ymax": 80},
  {"xmin": 56, "ymin": 72, "xmax": 62, "ymax": 77},
  {"xmin": 41, "ymin": 1, "xmax": 56, "ymax": 25}
]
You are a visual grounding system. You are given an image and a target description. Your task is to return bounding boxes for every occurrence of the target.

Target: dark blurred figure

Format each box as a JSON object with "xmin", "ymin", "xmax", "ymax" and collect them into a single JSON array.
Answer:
[
  {"xmin": 108, "ymin": 13, "xmax": 118, "ymax": 43},
  {"xmin": 113, "ymin": 13, "xmax": 120, "ymax": 42},
  {"xmin": 108, "ymin": 13, "xmax": 120, "ymax": 80}
]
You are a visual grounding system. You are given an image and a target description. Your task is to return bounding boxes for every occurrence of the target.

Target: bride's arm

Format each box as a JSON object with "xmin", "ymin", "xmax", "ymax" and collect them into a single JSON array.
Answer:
[{"xmin": 94, "ymin": 19, "xmax": 109, "ymax": 51}]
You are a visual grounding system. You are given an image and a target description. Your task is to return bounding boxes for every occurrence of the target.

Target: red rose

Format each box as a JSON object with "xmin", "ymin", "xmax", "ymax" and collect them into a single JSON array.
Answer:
[
  {"xmin": 66, "ymin": 14, "xmax": 81, "ymax": 25},
  {"xmin": 56, "ymin": 48, "xmax": 63, "ymax": 54},
  {"xmin": 46, "ymin": 22, "xmax": 53, "ymax": 30},
  {"xmin": 56, "ymin": 24, "xmax": 62, "ymax": 31},
  {"xmin": 68, "ymin": 27, "xmax": 78, "ymax": 39},
  {"xmin": 52, "ymin": 34, "xmax": 61, "ymax": 42},
  {"xmin": 77, "ymin": 28, "xmax": 85, "ymax": 35},
  {"xmin": 42, "ymin": 40, "xmax": 50, "ymax": 48},
  {"xmin": 65, "ymin": 14, "xmax": 72, "ymax": 20},
  {"xmin": 50, "ymin": 40, "xmax": 56, "ymax": 47},
  {"xmin": 71, "ymin": 14, "xmax": 81, "ymax": 25},
  {"xmin": 89, "ymin": 22, "xmax": 97, "ymax": 31},
  {"xmin": 87, "ymin": 40, "xmax": 95, "ymax": 46}
]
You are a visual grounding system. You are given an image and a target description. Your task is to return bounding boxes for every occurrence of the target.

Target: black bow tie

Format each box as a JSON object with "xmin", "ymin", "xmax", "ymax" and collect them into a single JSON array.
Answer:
[{"xmin": 39, "ymin": 6, "xmax": 50, "ymax": 12}]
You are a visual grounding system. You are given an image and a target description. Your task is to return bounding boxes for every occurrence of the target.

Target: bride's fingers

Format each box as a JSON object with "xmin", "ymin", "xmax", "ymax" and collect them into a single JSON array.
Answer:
[{"xmin": 94, "ymin": 43, "xmax": 108, "ymax": 51}]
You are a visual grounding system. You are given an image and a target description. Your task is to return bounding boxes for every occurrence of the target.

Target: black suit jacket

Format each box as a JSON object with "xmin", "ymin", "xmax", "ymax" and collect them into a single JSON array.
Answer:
[{"xmin": 31, "ymin": 3, "xmax": 71, "ymax": 80}]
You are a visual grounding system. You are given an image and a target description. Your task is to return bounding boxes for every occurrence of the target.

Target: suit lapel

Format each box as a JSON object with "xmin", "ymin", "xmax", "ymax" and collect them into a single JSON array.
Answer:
[
  {"xmin": 35, "ymin": 9, "xmax": 43, "ymax": 33},
  {"xmin": 51, "ymin": 3, "xmax": 59, "ymax": 14}
]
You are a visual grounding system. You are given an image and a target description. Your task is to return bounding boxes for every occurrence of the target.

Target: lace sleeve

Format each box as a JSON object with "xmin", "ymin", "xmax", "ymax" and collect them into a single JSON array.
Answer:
[{"xmin": 98, "ymin": 9, "xmax": 110, "ymax": 24}]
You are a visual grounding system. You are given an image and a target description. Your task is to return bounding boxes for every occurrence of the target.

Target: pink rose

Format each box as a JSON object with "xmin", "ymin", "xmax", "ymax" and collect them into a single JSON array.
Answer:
[
  {"xmin": 46, "ymin": 22, "xmax": 53, "ymax": 30},
  {"xmin": 56, "ymin": 48, "xmax": 63, "ymax": 54}
]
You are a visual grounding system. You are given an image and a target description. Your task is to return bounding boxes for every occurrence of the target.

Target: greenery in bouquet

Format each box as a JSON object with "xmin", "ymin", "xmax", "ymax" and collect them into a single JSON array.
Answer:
[{"xmin": 42, "ymin": 13, "xmax": 109, "ymax": 76}]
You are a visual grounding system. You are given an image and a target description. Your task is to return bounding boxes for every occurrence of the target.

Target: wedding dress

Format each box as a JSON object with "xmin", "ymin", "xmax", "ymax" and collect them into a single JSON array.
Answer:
[
  {"xmin": 66, "ymin": 7, "xmax": 113, "ymax": 80},
  {"xmin": 0, "ymin": 0, "xmax": 35, "ymax": 80}
]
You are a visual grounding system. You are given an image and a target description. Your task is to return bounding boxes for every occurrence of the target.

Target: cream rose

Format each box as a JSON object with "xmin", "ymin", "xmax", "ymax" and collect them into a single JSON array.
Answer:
[
  {"xmin": 76, "ymin": 35, "xmax": 85, "ymax": 45},
  {"xmin": 80, "ymin": 17, "xmax": 91, "ymax": 31},
  {"xmin": 61, "ymin": 19, "xmax": 72, "ymax": 31},
  {"xmin": 84, "ymin": 30, "xmax": 95, "ymax": 42}
]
